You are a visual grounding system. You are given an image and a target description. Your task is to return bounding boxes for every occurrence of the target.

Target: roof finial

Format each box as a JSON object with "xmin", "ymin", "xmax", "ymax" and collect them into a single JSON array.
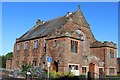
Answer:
[{"xmin": 78, "ymin": 4, "xmax": 81, "ymax": 10}]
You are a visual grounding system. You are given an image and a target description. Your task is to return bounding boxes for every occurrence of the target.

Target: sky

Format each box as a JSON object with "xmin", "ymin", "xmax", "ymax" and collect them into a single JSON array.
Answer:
[
  {"xmin": 1, "ymin": 2, "xmax": 119, "ymax": 57},
  {"xmin": 1, "ymin": 0, "xmax": 119, "ymax": 2}
]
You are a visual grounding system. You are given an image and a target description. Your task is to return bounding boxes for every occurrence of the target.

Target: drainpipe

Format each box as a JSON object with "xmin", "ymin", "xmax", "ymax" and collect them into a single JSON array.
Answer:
[{"xmin": 104, "ymin": 49, "xmax": 106, "ymax": 77}]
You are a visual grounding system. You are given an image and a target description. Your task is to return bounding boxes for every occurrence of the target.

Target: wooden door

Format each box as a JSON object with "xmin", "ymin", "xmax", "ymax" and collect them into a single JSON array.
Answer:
[
  {"xmin": 89, "ymin": 63, "xmax": 95, "ymax": 78},
  {"xmin": 89, "ymin": 63, "xmax": 95, "ymax": 72}
]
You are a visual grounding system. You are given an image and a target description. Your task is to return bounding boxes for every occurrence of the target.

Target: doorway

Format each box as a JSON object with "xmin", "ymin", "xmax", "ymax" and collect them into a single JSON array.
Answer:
[
  {"xmin": 89, "ymin": 63, "xmax": 95, "ymax": 78},
  {"xmin": 99, "ymin": 68, "xmax": 103, "ymax": 78}
]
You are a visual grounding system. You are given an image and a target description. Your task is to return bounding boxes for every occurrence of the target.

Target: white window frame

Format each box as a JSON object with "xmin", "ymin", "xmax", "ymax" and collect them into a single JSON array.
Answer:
[
  {"xmin": 82, "ymin": 67, "xmax": 87, "ymax": 73},
  {"xmin": 109, "ymin": 67, "xmax": 115, "ymax": 74}
]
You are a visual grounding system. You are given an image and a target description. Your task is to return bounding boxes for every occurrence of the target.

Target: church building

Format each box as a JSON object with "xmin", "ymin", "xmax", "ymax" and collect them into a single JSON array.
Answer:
[{"xmin": 7, "ymin": 6, "xmax": 117, "ymax": 77}]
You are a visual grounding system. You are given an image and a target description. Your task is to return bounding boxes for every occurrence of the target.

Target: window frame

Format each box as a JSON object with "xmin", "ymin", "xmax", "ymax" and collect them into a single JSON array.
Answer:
[
  {"xmin": 24, "ymin": 42, "xmax": 29, "ymax": 50},
  {"xmin": 33, "ymin": 60, "xmax": 37, "ymax": 66},
  {"xmin": 17, "ymin": 43, "xmax": 20, "ymax": 50},
  {"xmin": 68, "ymin": 65, "xmax": 79, "ymax": 70},
  {"xmin": 110, "ymin": 50, "xmax": 114, "ymax": 59},
  {"xmin": 109, "ymin": 68, "xmax": 115, "ymax": 74},
  {"xmin": 53, "ymin": 40, "xmax": 57, "ymax": 48},
  {"xmin": 71, "ymin": 40, "xmax": 78, "ymax": 53},
  {"xmin": 34, "ymin": 40, "xmax": 38, "ymax": 49},
  {"xmin": 82, "ymin": 67, "xmax": 86, "ymax": 73}
]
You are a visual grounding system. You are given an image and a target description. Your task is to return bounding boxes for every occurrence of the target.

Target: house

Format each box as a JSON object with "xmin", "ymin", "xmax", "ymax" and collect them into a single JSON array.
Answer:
[
  {"xmin": 9, "ymin": 6, "xmax": 117, "ymax": 77},
  {"xmin": 6, "ymin": 58, "xmax": 12, "ymax": 69}
]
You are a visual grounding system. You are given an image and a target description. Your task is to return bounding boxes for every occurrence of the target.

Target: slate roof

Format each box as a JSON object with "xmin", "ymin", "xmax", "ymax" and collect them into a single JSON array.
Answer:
[
  {"xmin": 90, "ymin": 41, "xmax": 117, "ymax": 48},
  {"xmin": 17, "ymin": 8, "xmax": 90, "ymax": 42},
  {"xmin": 18, "ymin": 10, "xmax": 82, "ymax": 42},
  {"xmin": 90, "ymin": 41, "xmax": 103, "ymax": 47},
  {"xmin": 18, "ymin": 15, "xmax": 67, "ymax": 41},
  {"xmin": 16, "ymin": 8, "xmax": 117, "ymax": 49}
]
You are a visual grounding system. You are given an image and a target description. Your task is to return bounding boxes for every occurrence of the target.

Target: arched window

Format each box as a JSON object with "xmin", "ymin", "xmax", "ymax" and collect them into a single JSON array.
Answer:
[{"xmin": 75, "ymin": 30, "xmax": 86, "ymax": 52}]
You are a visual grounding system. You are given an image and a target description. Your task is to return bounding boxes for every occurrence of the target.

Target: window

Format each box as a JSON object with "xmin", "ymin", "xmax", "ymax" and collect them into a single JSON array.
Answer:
[
  {"xmin": 110, "ymin": 50, "xmax": 114, "ymax": 58},
  {"xmin": 75, "ymin": 30, "xmax": 85, "ymax": 40},
  {"xmin": 71, "ymin": 40, "xmax": 78, "ymax": 53},
  {"xmin": 54, "ymin": 40, "xmax": 57, "ymax": 48},
  {"xmin": 82, "ymin": 40, "xmax": 85, "ymax": 52},
  {"xmin": 109, "ymin": 68, "xmax": 115, "ymax": 74},
  {"xmin": 99, "ymin": 68, "xmax": 103, "ymax": 74},
  {"xmin": 33, "ymin": 60, "xmax": 37, "ymax": 66},
  {"xmin": 34, "ymin": 40, "xmax": 38, "ymax": 49},
  {"xmin": 82, "ymin": 67, "xmax": 86, "ymax": 73},
  {"xmin": 69, "ymin": 65, "xmax": 72, "ymax": 70},
  {"xmin": 24, "ymin": 42, "xmax": 28, "ymax": 49},
  {"xmin": 44, "ymin": 40, "xmax": 46, "ymax": 52},
  {"xmin": 68, "ymin": 65, "xmax": 78, "ymax": 70},
  {"xmin": 44, "ymin": 40, "xmax": 46, "ymax": 47},
  {"xmin": 75, "ymin": 65, "xmax": 78, "ymax": 70},
  {"xmin": 17, "ymin": 44, "xmax": 20, "ymax": 50},
  {"xmin": 71, "ymin": 41, "xmax": 74, "ymax": 52}
]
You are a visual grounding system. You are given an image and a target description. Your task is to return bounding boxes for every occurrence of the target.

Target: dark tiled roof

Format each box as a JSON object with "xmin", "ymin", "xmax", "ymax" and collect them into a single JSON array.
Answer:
[
  {"xmin": 90, "ymin": 41, "xmax": 117, "ymax": 48},
  {"xmin": 91, "ymin": 41, "xmax": 103, "ymax": 47},
  {"xmin": 18, "ymin": 15, "xmax": 67, "ymax": 41},
  {"xmin": 18, "ymin": 9, "xmax": 90, "ymax": 42}
]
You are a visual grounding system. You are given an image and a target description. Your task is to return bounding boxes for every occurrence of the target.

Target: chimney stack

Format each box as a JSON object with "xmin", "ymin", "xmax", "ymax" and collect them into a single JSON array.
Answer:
[{"xmin": 36, "ymin": 19, "xmax": 41, "ymax": 25}]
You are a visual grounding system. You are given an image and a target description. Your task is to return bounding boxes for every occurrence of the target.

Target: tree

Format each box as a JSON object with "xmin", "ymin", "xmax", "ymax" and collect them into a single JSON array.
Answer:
[
  {"xmin": 5, "ymin": 52, "xmax": 13, "ymax": 60},
  {"xmin": 0, "ymin": 52, "xmax": 13, "ymax": 68},
  {"xmin": 0, "ymin": 56, "xmax": 2, "ymax": 68},
  {"xmin": 2, "ymin": 55, "xmax": 6, "ymax": 68},
  {"xmin": 20, "ymin": 64, "xmax": 31, "ymax": 75}
]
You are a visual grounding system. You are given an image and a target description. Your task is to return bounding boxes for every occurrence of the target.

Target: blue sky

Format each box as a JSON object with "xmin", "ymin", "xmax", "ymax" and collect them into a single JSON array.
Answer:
[{"xmin": 2, "ymin": 2, "xmax": 119, "ymax": 57}]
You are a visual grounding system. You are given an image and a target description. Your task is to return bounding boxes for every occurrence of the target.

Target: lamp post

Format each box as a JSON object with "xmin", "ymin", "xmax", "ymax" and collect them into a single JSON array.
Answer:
[{"xmin": 47, "ymin": 62, "xmax": 50, "ymax": 80}]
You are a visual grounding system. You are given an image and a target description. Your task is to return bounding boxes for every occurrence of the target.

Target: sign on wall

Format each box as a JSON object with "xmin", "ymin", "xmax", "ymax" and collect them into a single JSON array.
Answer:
[{"xmin": 47, "ymin": 57, "xmax": 52, "ymax": 62}]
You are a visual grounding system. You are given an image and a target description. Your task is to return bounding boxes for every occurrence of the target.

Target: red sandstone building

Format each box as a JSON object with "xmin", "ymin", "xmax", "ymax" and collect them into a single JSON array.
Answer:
[{"xmin": 7, "ymin": 7, "xmax": 117, "ymax": 77}]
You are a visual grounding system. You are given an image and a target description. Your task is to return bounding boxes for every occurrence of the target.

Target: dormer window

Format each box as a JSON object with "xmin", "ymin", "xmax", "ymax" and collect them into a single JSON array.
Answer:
[
  {"xmin": 24, "ymin": 42, "xmax": 28, "ymax": 49},
  {"xmin": 34, "ymin": 40, "xmax": 38, "ymax": 49},
  {"xmin": 17, "ymin": 44, "xmax": 20, "ymax": 50}
]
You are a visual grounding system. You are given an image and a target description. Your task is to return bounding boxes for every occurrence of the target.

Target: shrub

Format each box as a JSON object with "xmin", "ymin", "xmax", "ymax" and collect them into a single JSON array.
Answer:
[
  {"xmin": 49, "ymin": 70, "xmax": 62, "ymax": 78},
  {"xmin": 117, "ymin": 74, "xmax": 120, "ymax": 77},
  {"xmin": 80, "ymin": 75, "xmax": 86, "ymax": 78},
  {"xmin": 63, "ymin": 72, "xmax": 74, "ymax": 77},
  {"xmin": 106, "ymin": 75, "xmax": 120, "ymax": 80}
]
